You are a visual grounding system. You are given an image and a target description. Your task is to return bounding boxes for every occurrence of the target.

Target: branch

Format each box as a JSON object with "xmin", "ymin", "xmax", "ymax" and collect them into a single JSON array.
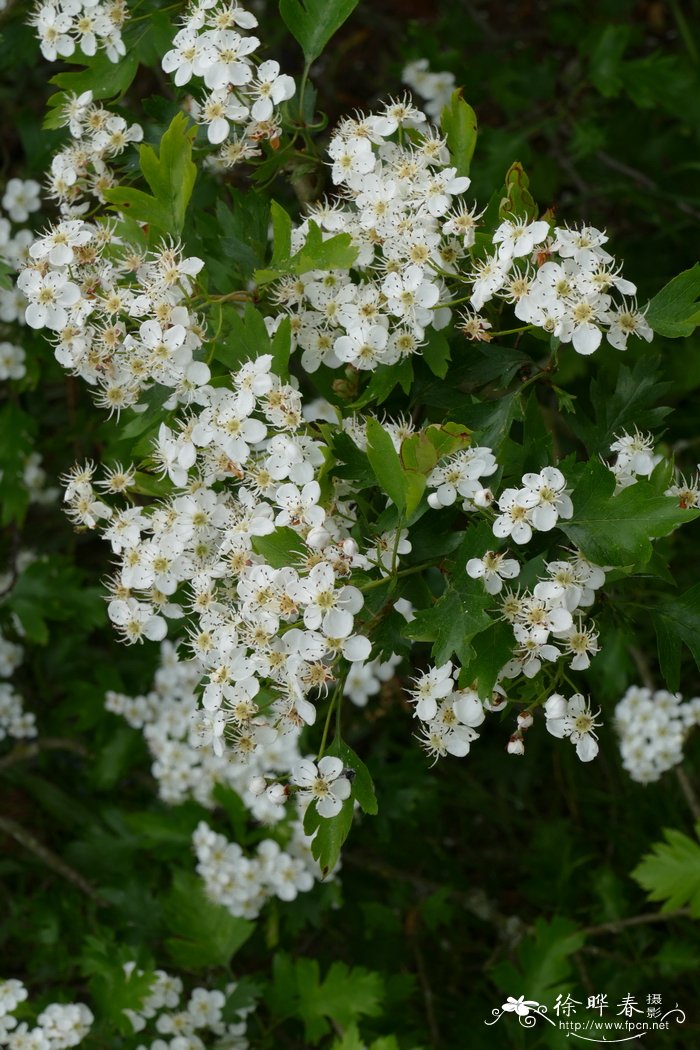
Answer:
[
  {"xmin": 0, "ymin": 815, "xmax": 106, "ymax": 905},
  {"xmin": 0, "ymin": 737, "xmax": 89, "ymax": 774},
  {"xmin": 581, "ymin": 908, "xmax": 689, "ymax": 937}
]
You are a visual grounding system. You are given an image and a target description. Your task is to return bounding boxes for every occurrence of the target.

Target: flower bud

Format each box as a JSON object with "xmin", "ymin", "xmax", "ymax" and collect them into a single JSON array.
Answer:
[
  {"xmin": 474, "ymin": 487, "xmax": 494, "ymax": 508},
  {"xmin": 266, "ymin": 783, "xmax": 288, "ymax": 805},
  {"xmin": 507, "ymin": 735, "xmax": 525, "ymax": 755},
  {"xmin": 248, "ymin": 775, "xmax": 267, "ymax": 797},
  {"xmin": 517, "ymin": 711, "xmax": 533, "ymax": 730},
  {"xmin": 427, "ymin": 493, "xmax": 443, "ymax": 510}
]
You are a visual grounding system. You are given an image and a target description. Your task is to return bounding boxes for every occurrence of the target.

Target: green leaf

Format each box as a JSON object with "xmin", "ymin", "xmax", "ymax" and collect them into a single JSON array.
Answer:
[
  {"xmin": 270, "ymin": 317, "xmax": 292, "ymax": 380},
  {"xmin": 570, "ymin": 356, "xmax": 671, "ymax": 455},
  {"xmin": 404, "ymin": 584, "xmax": 492, "ymax": 666},
  {"xmin": 293, "ymin": 221, "xmax": 358, "ymax": 274},
  {"xmin": 646, "ymin": 264, "xmax": 700, "ymax": 338},
  {"xmin": 440, "ymin": 90, "xmax": 478, "ymax": 177},
  {"xmin": 164, "ymin": 871, "xmax": 254, "ymax": 971},
  {"xmin": 304, "ymin": 797, "xmax": 354, "ymax": 878},
  {"xmin": 80, "ymin": 935, "xmax": 156, "ymax": 1035},
  {"xmin": 256, "ymin": 220, "xmax": 358, "ymax": 284},
  {"xmin": 269, "ymin": 953, "xmax": 383, "ymax": 1044},
  {"xmin": 104, "ymin": 113, "xmax": 196, "ymax": 236},
  {"xmin": 326, "ymin": 739, "xmax": 378, "ymax": 815},
  {"xmin": 47, "ymin": 49, "xmax": 139, "ymax": 106},
  {"xmin": 279, "ymin": 0, "xmax": 360, "ymax": 66},
  {"xmin": 491, "ymin": 917, "xmax": 586, "ymax": 1004},
  {"xmin": 632, "ymin": 825, "xmax": 700, "ymax": 917},
  {"xmin": 351, "ymin": 359, "xmax": 413, "ymax": 408},
  {"xmin": 499, "ymin": 161, "xmax": 538, "ymax": 222},
  {"xmin": 459, "ymin": 619, "xmax": 514, "ymax": 697},
  {"xmin": 252, "ymin": 526, "xmax": 307, "ymax": 568},
  {"xmin": 366, "ymin": 417, "xmax": 406, "ymax": 513},
  {"xmin": 560, "ymin": 459, "xmax": 698, "ymax": 569},
  {"xmin": 138, "ymin": 113, "xmax": 197, "ymax": 235},
  {"xmin": 421, "ymin": 326, "xmax": 451, "ymax": 379},
  {"xmin": 653, "ymin": 584, "xmax": 700, "ymax": 693}
]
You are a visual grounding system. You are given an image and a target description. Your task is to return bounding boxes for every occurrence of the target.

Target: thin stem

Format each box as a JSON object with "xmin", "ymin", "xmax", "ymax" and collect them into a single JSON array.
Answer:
[
  {"xmin": 0, "ymin": 815, "xmax": 106, "ymax": 905},
  {"xmin": 358, "ymin": 560, "xmax": 436, "ymax": 592},
  {"xmin": 675, "ymin": 766, "xmax": 700, "ymax": 824},
  {"xmin": 581, "ymin": 908, "xmax": 690, "ymax": 938},
  {"xmin": 0, "ymin": 737, "xmax": 89, "ymax": 774}
]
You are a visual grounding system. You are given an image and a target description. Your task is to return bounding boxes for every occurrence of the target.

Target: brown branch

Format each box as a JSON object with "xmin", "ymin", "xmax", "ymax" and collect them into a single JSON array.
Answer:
[
  {"xmin": 675, "ymin": 767, "xmax": 700, "ymax": 824},
  {"xmin": 0, "ymin": 815, "xmax": 106, "ymax": 906},
  {"xmin": 0, "ymin": 738, "xmax": 89, "ymax": 774},
  {"xmin": 581, "ymin": 908, "xmax": 689, "ymax": 938}
]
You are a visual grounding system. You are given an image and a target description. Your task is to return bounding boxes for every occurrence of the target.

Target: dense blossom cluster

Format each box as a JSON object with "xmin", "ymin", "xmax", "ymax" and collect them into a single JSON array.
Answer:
[
  {"xmin": 615, "ymin": 685, "xmax": 700, "ymax": 783},
  {"xmin": 106, "ymin": 642, "xmax": 333, "ymax": 914},
  {"xmin": 45, "ymin": 91, "xmax": 143, "ymax": 213},
  {"xmin": 0, "ymin": 629, "xmax": 37, "ymax": 743},
  {"xmin": 193, "ymin": 818, "xmax": 325, "ymax": 919},
  {"xmin": 28, "ymin": 0, "xmax": 127, "ymax": 63},
  {"xmin": 0, "ymin": 979, "xmax": 93, "ymax": 1048},
  {"xmin": 107, "ymin": 641, "xmax": 305, "ymax": 815},
  {"xmin": 161, "ymin": 0, "xmax": 295, "ymax": 162},
  {"xmin": 272, "ymin": 106, "xmax": 650, "ymax": 375},
  {"xmin": 121, "ymin": 962, "xmax": 253, "ymax": 1048}
]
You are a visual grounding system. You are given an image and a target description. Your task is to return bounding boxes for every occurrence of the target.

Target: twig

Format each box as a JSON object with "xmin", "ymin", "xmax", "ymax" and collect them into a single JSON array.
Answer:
[
  {"xmin": 596, "ymin": 150, "xmax": 700, "ymax": 222},
  {"xmin": 675, "ymin": 767, "xmax": 700, "ymax": 824},
  {"xmin": 581, "ymin": 908, "xmax": 689, "ymax": 938},
  {"xmin": 0, "ymin": 737, "xmax": 88, "ymax": 774},
  {"xmin": 628, "ymin": 646, "xmax": 655, "ymax": 690},
  {"xmin": 344, "ymin": 851, "xmax": 523, "ymax": 940},
  {"xmin": 0, "ymin": 815, "xmax": 106, "ymax": 905},
  {"xmin": 412, "ymin": 940, "xmax": 440, "ymax": 1047}
]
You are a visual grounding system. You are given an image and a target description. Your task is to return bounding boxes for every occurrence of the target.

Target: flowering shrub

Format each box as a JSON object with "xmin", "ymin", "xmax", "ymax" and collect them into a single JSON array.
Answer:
[{"xmin": 3, "ymin": 0, "xmax": 700, "ymax": 1044}]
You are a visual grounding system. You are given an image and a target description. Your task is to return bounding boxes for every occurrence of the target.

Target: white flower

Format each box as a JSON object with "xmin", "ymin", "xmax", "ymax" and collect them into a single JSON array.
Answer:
[
  {"xmin": 467, "ymin": 551, "xmax": 520, "ymax": 594},
  {"xmin": 292, "ymin": 756, "xmax": 351, "ymax": 818},
  {"xmin": 545, "ymin": 692, "xmax": 602, "ymax": 761},
  {"xmin": 408, "ymin": 662, "xmax": 454, "ymax": 721}
]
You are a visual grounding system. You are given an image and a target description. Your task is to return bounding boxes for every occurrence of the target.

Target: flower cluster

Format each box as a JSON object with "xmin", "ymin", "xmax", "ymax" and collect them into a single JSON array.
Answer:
[
  {"xmin": 427, "ymin": 445, "xmax": 497, "ymax": 510},
  {"xmin": 17, "ymin": 222, "xmax": 210, "ymax": 414},
  {"xmin": 28, "ymin": 0, "xmax": 127, "ymax": 63},
  {"xmin": 609, "ymin": 429, "xmax": 662, "ymax": 490},
  {"xmin": 193, "ymin": 818, "xmax": 324, "ymax": 919},
  {"xmin": 469, "ymin": 219, "xmax": 653, "ymax": 355},
  {"xmin": 0, "ymin": 177, "xmax": 43, "ymax": 325},
  {"xmin": 406, "ymin": 662, "xmax": 487, "ymax": 761},
  {"xmin": 47, "ymin": 91, "xmax": 143, "ymax": 213},
  {"xmin": 162, "ymin": 0, "xmax": 295, "ymax": 160},
  {"xmin": 402, "ymin": 58, "xmax": 456, "ymax": 122},
  {"xmin": 0, "ymin": 629, "xmax": 37, "ymax": 743},
  {"xmin": 106, "ymin": 641, "xmax": 306, "ymax": 820},
  {"xmin": 121, "ymin": 962, "xmax": 253, "ymax": 1048},
  {"xmin": 615, "ymin": 685, "xmax": 700, "ymax": 783},
  {"xmin": 493, "ymin": 466, "xmax": 573, "ymax": 543},
  {"xmin": 0, "ymin": 979, "xmax": 93, "ymax": 1049},
  {"xmin": 276, "ymin": 101, "xmax": 468, "ymax": 373}
]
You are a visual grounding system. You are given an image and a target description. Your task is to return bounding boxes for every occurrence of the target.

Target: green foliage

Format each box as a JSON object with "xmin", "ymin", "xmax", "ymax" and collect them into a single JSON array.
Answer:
[
  {"xmin": 632, "ymin": 826, "xmax": 700, "ymax": 917},
  {"xmin": 441, "ymin": 91, "xmax": 478, "ymax": 178},
  {"xmin": 646, "ymin": 265, "xmax": 700, "ymax": 338},
  {"xmin": 105, "ymin": 113, "xmax": 197, "ymax": 236},
  {"xmin": 653, "ymin": 583, "xmax": 700, "ymax": 692},
  {"xmin": 561, "ymin": 460, "xmax": 698, "ymax": 568},
  {"xmin": 256, "ymin": 217, "xmax": 358, "ymax": 284},
  {"xmin": 268, "ymin": 953, "xmax": 383, "ymax": 1043},
  {"xmin": 163, "ymin": 872, "xmax": 255, "ymax": 971},
  {"xmin": 491, "ymin": 917, "xmax": 586, "ymax": 1004},
  {"xmin": 279, "ymin": 0, "xmax": 360, "ymax": 66}
]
